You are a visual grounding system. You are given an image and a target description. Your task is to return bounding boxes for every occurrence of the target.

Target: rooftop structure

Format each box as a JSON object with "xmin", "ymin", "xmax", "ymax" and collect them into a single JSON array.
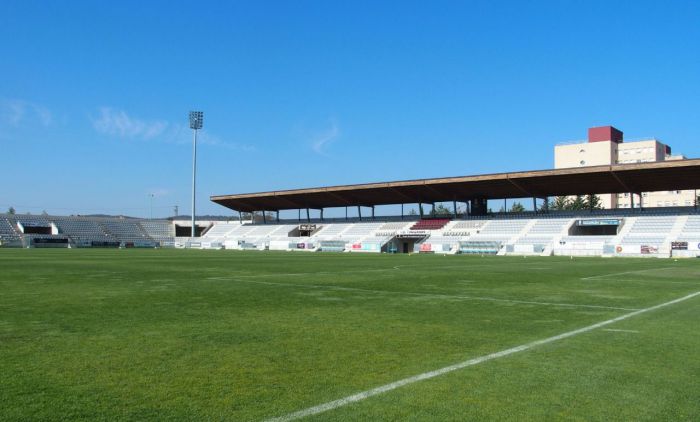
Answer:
[
  {"xmin": 211, "ymin": 159, "xmax": 700, "ymax": 215},
  {"xmin": 555, "ymin": 125, "xmax": 694, "ymax": 208}
]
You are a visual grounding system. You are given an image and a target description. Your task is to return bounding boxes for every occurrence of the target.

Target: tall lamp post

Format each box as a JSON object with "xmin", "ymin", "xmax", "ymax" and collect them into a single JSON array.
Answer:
[
  {"xmin": 149, "ymin": 193, "xmax": 155, "ymax": 219},
  {"xmin": 189, "ymin": 111, "xmax": 204, "ymax": 237}
]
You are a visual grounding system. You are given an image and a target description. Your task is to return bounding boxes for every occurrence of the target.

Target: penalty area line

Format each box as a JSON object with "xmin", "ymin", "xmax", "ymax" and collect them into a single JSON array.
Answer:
[
  {"xmin": 580, "ymin": 267, "xmax": 675, "ymax": 281},
  {"xmin": 263, "ymin": 290, "xmax": 700, "ymax": 422}
]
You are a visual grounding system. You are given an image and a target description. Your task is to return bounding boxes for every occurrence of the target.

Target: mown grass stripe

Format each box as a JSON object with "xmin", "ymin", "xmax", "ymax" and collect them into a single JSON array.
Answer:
[
  {"xmin": 264, "ymin": 290, "xmax": 700, "ymax": 422},
  {"xmin": 226, "ymin": 278, "xmax": 640, "ymax": 311}
]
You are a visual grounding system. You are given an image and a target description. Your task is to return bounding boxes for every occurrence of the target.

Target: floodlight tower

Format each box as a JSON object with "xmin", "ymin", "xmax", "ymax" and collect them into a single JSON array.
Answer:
[{"xmin": 189, "ymin": 111, "xmax": 204, "ymax": 237}]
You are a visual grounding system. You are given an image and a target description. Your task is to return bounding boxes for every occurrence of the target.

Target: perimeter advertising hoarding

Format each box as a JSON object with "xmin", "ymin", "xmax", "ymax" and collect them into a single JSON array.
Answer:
[
  {"xmin": 361, "ymin": 242, "xmax": 380, "ymax": 251},
  {"xmin": 641, "ymin": 245, "xmax": 658, "ymax": 254},
  {"xmin": 671, "ymin": 241, "xmax": 688, "ymax": 250}
]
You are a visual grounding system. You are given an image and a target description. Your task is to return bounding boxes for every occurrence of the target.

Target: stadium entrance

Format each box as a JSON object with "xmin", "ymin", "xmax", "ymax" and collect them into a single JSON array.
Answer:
[
  {"xmin": 387, "ymin": 232, "xmax": 426, "ymax": 253},
  {"xmin": 175, "ymin": 224, "xmax": 206, "ymax": 237},
  {"xmin": 569, "ymin": 219, "xmax": 621, "ymax": 236}
]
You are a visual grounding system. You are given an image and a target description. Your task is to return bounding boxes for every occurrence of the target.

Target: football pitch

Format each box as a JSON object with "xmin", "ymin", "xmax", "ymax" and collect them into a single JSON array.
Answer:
[{"xmin": 1, "ymin": 249, "xmax": 699, "ymax": 421}]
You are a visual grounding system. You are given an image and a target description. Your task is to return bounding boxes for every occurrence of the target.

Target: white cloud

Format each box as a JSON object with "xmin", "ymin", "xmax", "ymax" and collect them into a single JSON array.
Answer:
[
  {"xmin": 91, "ymin": 107, "xmax": 256, "ymax": 151},
  {"xmin": 197, "ymin": 130, "xmax": 256, "ymax": 152},
  {"xmin": 0, "ymin": 99, "xmax": 52, "ymax": 127},
  {"xmin": 311, "ymin": 119, "xmax": 340, "ymax": 155},
  {"xmin": 92, "ymin": 107, "xmax": 168, "ymax": 139}
]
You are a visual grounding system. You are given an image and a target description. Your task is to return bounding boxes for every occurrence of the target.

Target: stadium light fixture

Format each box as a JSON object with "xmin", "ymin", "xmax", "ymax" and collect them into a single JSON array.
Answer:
[{"xmin": 189, "ymin": 111, "xmax": 204, "ymax": 237}]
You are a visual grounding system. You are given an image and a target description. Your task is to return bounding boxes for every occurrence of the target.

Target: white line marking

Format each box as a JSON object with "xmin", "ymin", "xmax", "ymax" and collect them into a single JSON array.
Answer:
[
  {"xmin": 580, "ymin": 267, "xmax": 675, "ymax": 281},
  {"xmin": 228, "ymin": 278, "xmax": 639, "ymax": 311},
  {"xmin": 602, "ymin": 328, "xmax": 640, "ymax": 333},
  {"xmin": 593, "ymin": 278, "xmax": 700, "ymax": 285},
  {"xmin": 264, "ymin": 290, "xmax": 700, "ymax": 422}
]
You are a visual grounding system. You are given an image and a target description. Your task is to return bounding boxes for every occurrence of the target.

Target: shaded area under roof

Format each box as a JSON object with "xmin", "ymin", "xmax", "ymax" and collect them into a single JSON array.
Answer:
[{"xmin": 211, "ymin": 159, "xmax": 700, "ymax": 213}]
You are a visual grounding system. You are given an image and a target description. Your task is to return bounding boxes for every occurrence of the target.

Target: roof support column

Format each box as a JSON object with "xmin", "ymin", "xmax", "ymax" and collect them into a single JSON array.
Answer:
[
  {"xmin": 239, "ymin": 212, "xmax": 242, "ymax": 223},
  {"xmin": 419, "ymin": 203, "xmax": 424, "ymax": 218},
  {"xmin": 262, "ymin": 210, "xmax": 267, "ymax": 224},
  {"xmin": 276, "ymin": 211, "xmax": 280, "ymax": 223},
  {"xmin": 371, "ymin": 206, "xmax": 375, "ymax": 220},
  {"xmin": 345, "ymin": 206, "xmax": 348, "ymax": 221},
  {"xmin": 401, "ymin": 204, "xmax": 404, "ymax": 220},
  {"xmin": 306, "ymin": 208, "xmax": 310, "ymax": 223},
  {"xmin": 357, "ymin": 206, "xmax": 362, "ymax": 221},
  {"xmin": 630, "ymin": 193, "xmax": 635, "ymax": 210},
  {"xmin": 469, "ymin": 197, "xmax": 487, "ymax": 216},
  {"xmin": 453, "ymin": 200, "xmax": 458, "ymax": 219},
  {"xmin": 320, "ymin": 208, "xmax": 324, "ymax": 221},
  {"xmin": 298, "ymin": 209, "xmax": 301, "ymax": 222}
]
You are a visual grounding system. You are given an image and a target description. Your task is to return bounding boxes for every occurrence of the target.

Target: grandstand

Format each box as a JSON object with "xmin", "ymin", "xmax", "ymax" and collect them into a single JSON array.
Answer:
[
  {"xmin": 1, "ymin": 159, "xmax": 699, "ymax": 257},
  {"xmin": 0, "ymin": 214, "xmax": 178, "ymax": 248},
  {"xmin": 3, "ymin": 206, "xmax": 700, "ymax": 257},
  {"xmin": 139, "ymin": 220, "xmax": 176, "ymax": 244},
  {"xmin": 194, "ymin": 207, "xmax": 700, "ymax": 257},
  {"xmin": 204, "ymin": 159, "xmax": 700, "ymax": 258}
]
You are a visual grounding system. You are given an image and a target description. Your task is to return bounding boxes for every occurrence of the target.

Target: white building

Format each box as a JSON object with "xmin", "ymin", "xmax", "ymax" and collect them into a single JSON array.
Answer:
[{"xmin": 555, "ymin": 126, "xmax": 697, "ymax": 209}]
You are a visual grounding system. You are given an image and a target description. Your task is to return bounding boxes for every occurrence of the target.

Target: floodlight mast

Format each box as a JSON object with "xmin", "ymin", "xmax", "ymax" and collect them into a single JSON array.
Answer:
[{"xmin": 189, "ymin": 111, "xmax": 203, "ymax": 237}]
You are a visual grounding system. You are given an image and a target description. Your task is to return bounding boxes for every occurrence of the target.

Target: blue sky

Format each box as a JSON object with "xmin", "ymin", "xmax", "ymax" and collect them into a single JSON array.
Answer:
[{"xmin": 2, "ymin": 0, "xmax": 699, "ymax": 218}]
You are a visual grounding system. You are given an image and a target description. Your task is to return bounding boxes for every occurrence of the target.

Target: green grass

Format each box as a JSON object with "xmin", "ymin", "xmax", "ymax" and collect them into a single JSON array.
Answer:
[{"xmin": 1, "ymin": 249, "xmax": 699, "ymax": 421}]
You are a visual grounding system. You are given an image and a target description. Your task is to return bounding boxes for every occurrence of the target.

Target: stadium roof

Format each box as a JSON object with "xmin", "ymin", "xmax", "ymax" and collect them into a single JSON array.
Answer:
[{"xmin": 211, "ymin": 159, "xmax": 700, "ymax": 212}]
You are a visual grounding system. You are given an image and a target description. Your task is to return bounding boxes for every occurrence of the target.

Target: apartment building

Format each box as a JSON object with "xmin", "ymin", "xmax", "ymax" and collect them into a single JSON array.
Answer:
[{"xmin": 554, "ymin": 126, "xmax": 696, "ymax": 208}]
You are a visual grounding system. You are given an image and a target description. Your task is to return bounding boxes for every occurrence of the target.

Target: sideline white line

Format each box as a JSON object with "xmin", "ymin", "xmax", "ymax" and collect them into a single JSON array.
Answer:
[
  {"xmin": 264, "ymin": 290, "xmax": 700, "ymax": 422},
  {"xmin": 580, "ymin": 267, "xmax": 675, "ymax": 281},
  {"xmin": 603, "ymin": 328, "xmax": 640, "ymax": 333},
  {"xmin": 227, "ymin": 278, "xmax": 639, "ymax": 311}
]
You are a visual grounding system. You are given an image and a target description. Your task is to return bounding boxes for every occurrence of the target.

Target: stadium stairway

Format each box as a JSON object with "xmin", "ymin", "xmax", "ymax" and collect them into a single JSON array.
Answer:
[
  {"xmin": 531, "ymin": 218, "xmax": 577, "ymax": 256},
  {"xmin": 546, "ymin": 218, "xmax": 577, "ymax": 256},
  {"xmin": 664, "ymin": 215, "xmax": 689, "ymax": 254},
  {"xmin": 610, "ymin": 216, "xmax": 635, "ymax": 246},
  {"xmin": 667, "ymin": 215, "xmax": 689, "ymax": 242},
  {"xmin": 496, "ymin": 219, "xmax": 537, "ymax": 256}
]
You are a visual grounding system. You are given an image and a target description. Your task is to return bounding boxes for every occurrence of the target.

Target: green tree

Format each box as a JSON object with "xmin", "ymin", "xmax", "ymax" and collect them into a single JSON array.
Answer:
[
  {"xmin": 7, "ymin": 206, "xmax": 15, "ymax": 215},
  {"xmin": 429, "ymin": 204, "xmax": 453, "ymax": 217},
  {"xmin": 585, "ymin": 194, "xmax": 603, "ymax": 210},
  {"xmin": 550, "ymin": 196, "xmax": 570, "ymax": 211},
  {"xmin": 569, "ymin": 195, "xmax": 587, "ymax": 210},
  {"xmin": 510, "ymin": 202, "xmax": 525, "ymax": 212}
]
